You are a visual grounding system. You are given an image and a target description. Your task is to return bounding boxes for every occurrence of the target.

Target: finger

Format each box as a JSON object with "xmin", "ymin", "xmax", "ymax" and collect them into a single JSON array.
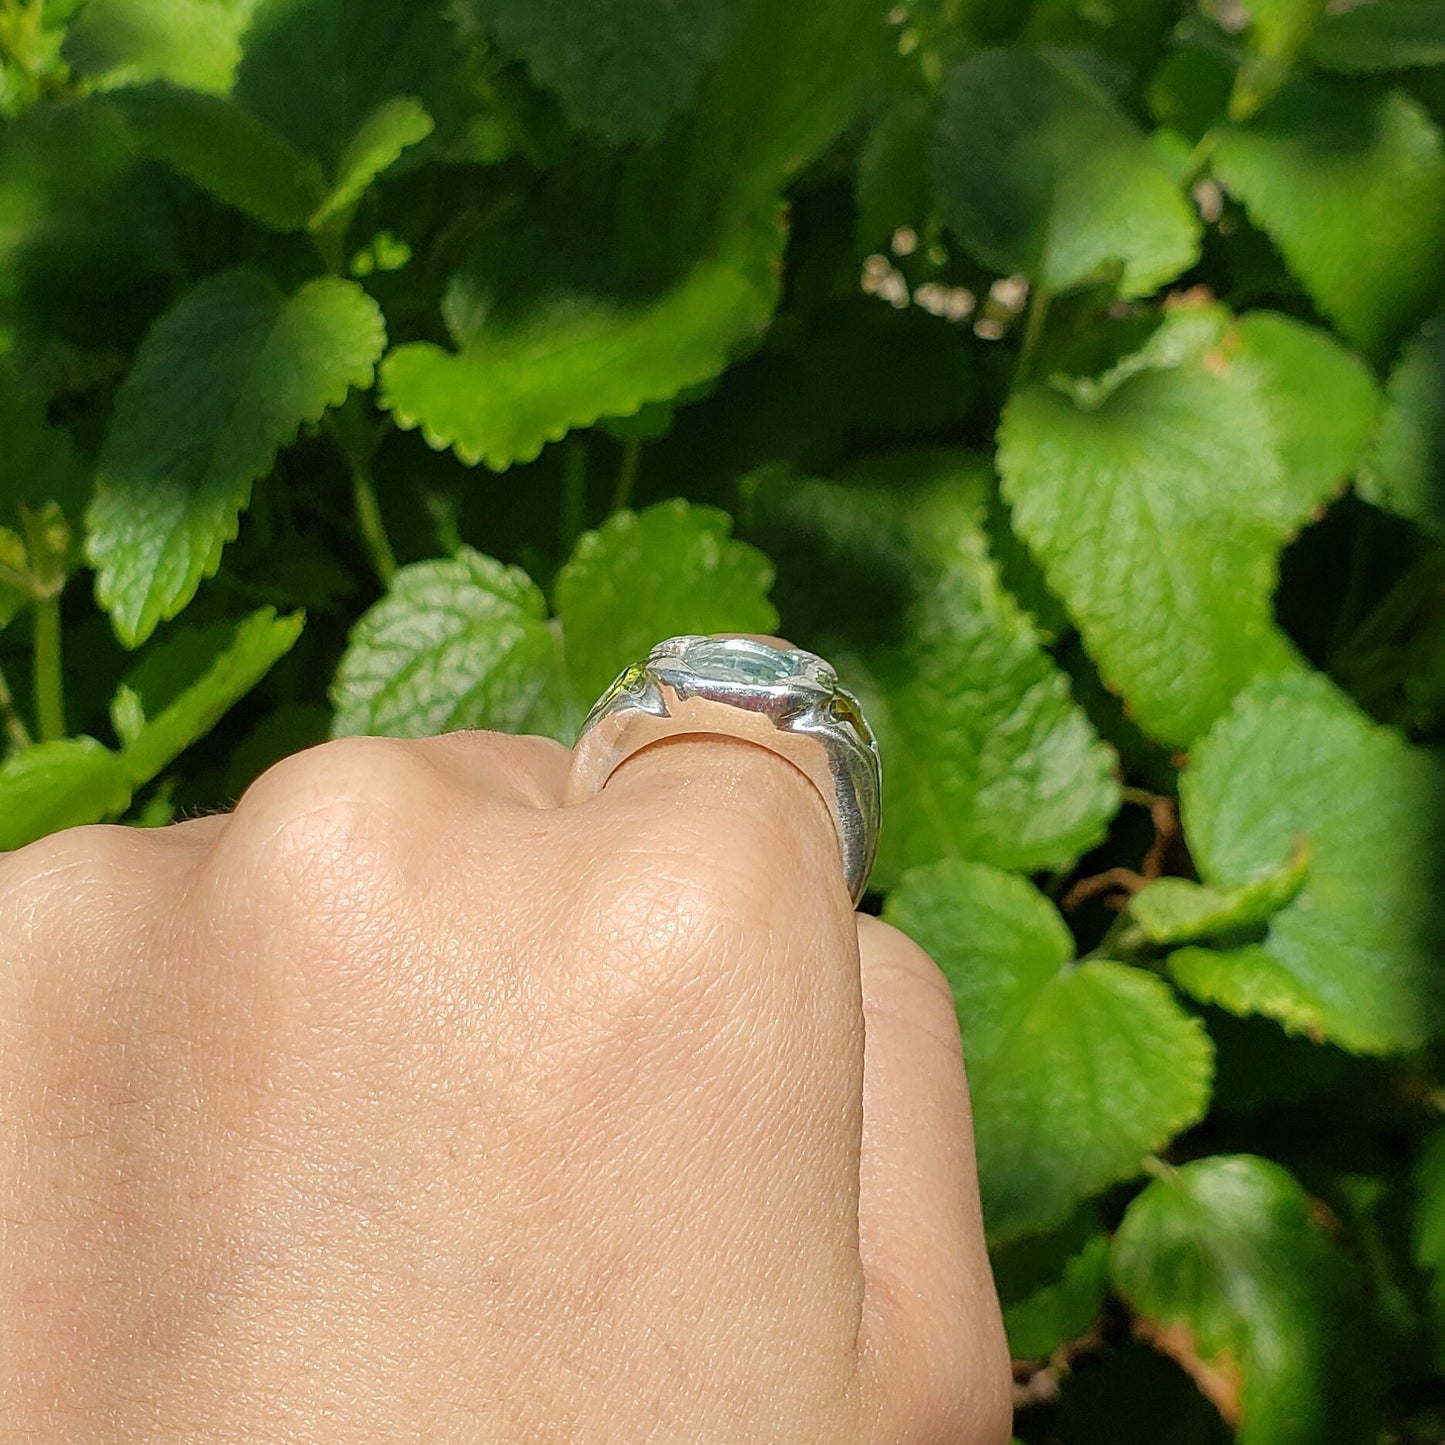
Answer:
[
  {"xmin": 582, "ymin": 729, "xmax": 854, "ymax": 922},
  {"xmin": 565, "ymin": 631, "xmax": 853, "ymax": 919},
  {"xmin": 854, "ymin": 915, "xmax": 1012, "ymax": 1443}
]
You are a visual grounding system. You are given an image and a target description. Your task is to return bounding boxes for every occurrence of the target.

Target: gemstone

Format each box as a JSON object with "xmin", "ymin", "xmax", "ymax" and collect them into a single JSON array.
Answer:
[{"xmin": 675, "ymin": 636, "xmax": 815, "ymax": 686}]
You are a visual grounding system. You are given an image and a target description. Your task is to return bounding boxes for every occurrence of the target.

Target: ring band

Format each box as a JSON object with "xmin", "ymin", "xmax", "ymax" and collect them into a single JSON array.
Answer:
[{"xmin": 566, "ymin": 635, "xmax": 882, "ymax": 904}]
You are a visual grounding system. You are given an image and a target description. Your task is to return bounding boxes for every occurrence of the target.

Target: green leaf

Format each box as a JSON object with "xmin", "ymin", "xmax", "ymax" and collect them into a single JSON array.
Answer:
[
  {"xmin": 308, "ymin": 95, "xmax": 434, "ymax": 231},
  {"xmin": 380, "ymin": 211, "xmax": 783, "ymax": 470},
  {"xmin": 998, "ymin": 308, "xmax": 1378, "ymax": 744},
  {"xmin": 111, "ymin": 82, "xmax": 326, "ymax": 232},
  {"xmin": 1309, "ymin": 0, "xmax": 1445, "ymax": 74},
  {"xmin": 1358, "ymin": 314, "xmax": 1445, "ymax": 534},
  {"xmin": 884, "ymin": 860, "xmax": 1212, "ymax": 1243},
  {"xmin": 111, "ymin": 608, "xmax": 304, "ymax": 788},
  {"xmin": 0, "ymin": 738, "xmax": 133, "ymax": 851},
  {"xmin": 1111, "ymin": 1154, "xmax": 1377, "ymax": 1444},
  {"xmin": 233, "ymin": 0, "xmax": 456, "ymax": 171},
  {"xmin": 1228, "ymin": 311, "xmax": 1383, "ymax": 519},
  {"xmin": 463, "ymin": 0, "xmax": 741, "ymax": 145},
  {"xmin": 744, "ymin": 455, "xmax": 1119, "ymax": 883},
  {"xmin": 1213, "ymin": 78, "xmax": 1445, "ymax": 355},
  {"xmin": 86, "ymin": 269, "xmax": 386, "ymax": 647},
  {"xmin": 554, "ymin": 500, "xmax": 777, "ymax": 704},
  {"xmin": 63, "ymin": 0, "xmax": 261, "ymax": 94},
  {"xmin": 1127, "ymin": 840, "xmax": 1310, "ymax": 946},
  {"xmin": 1168, "ymin": 673, "xmax": 1445, "ymax": 1054},
  {"xmin": 993, "ymin": 1211, "xmax": 1111, "ymax": 1360},
  {"xmin": 930, "ymin": 49, "xmax": 1200, "ymax": 298},
  {"xmin": 330, "ymin": 548, "xmax": 570, "ymax": 741}
]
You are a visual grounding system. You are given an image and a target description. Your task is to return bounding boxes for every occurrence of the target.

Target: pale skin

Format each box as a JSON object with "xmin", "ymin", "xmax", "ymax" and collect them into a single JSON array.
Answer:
[{"xmin": 0, "ymin": 648, "xmax": 1012, "ymax": 1441}]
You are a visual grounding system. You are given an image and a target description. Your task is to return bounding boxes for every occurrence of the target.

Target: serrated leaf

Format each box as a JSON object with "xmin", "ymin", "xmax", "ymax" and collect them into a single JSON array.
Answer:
[
  {"xmin": 554, "ymin": 500, "xmax": 777, "ymax": 704},
  {"xmin": 1213, "ymin": 78, "xmax": 1445, "ymax": 354},
  {"xmin": 463, "ymin": 0, "xmax": 741, "ymax": 145},
  {"xmin": 64, "ymin": 0, "xmax": 261, "ymax": 94},
  {"xmin": 993, "ymin": 1210, "xmax": 1111, "ymax": 1360},
  {"xmin": 1358, "ymin": 314, "xmax": 1445, "ymax": 533},
  {"xmin": 381, "ymin": 212, "xmax": 782, "ymax": 470},
  {"xmin": 884, "ymin": 860, "xmax": 1212, "ymax": 1243},
  {"xmin": 1168, "ymin": 673, "xmax": 1445, "ymax": 1054},
  {"xmin": 998, "ymin": 308, "xmax": 1378, "ymax": 744},
  {"xmin": 1127, "ymin": 840, "xmax": 1310, "ymax": 946},
  {"xmin": 111, "ymin": 608, "xmax": 304, "ymax": 787},
  {"xmin": 1309, "ymin": 0, "xmax": 1445, "ymax": 74},
  {"xmin": 86, "ymin": 269, "xmax": 386, "ymax": 647},
  {"xmin": 0, "ymin": 738, "xmax": 133, "ymax": 851},
  {"xmin": 234, "ymin": 0, "xmax": 456, "ymax": 171},
  {"xmin": 745, "ymin": 455, "xmax": 1118, "ymax": 883},
  {"xmin": 309, "ymin": 95, "xmax": 433, "ymax": 231},
  {"xmin": 330, "ymin": 548, "xmax": 570, "ymax": 741},
  {"xmin": 931, "ymin": 49, "xmax": 1200, "ymax": 298},
  {"xmin": 112, "ymin": 82, "xmax": 325, "ymax": 231},
  {"xmin": 1111, "ymin": 1155, "xmax": 1377, "ymax": 1444}
]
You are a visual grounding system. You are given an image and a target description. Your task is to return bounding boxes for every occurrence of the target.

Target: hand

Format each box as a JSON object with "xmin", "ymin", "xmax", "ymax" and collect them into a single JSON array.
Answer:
[{"xmin": 1, "ymin": 717, "xmax": 1010, "ymax": 1439}]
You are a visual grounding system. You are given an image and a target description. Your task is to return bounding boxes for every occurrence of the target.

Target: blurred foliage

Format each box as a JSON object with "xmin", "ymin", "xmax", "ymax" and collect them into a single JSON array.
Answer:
[{"xmin": 0, "ymin": 0, "xmax": 1443, "ymax": 1437}]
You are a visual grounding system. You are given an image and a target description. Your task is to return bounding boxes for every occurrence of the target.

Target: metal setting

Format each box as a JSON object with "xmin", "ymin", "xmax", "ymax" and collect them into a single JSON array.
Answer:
[{"xmin": 566, "ymin": 635, "xmax": 883, "ymax": 904}]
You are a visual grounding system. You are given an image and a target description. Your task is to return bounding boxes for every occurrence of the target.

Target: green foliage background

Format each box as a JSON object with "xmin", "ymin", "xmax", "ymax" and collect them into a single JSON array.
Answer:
[{"xmin": 1, "ymin": 0, "xmax": 1443, "ymax": 1437}]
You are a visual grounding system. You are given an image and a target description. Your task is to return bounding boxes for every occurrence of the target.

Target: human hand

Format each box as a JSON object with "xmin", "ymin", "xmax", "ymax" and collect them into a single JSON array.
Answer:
[{"xmin": 2, "ymin": 698, "xmax": 1010, "ymax": 1438}]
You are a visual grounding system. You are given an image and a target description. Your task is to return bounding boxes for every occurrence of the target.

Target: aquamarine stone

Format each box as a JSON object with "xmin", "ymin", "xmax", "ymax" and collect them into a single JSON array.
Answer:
[{"xmin": 679, "ymin": 637, "xmax": 804, "ymax": 685}]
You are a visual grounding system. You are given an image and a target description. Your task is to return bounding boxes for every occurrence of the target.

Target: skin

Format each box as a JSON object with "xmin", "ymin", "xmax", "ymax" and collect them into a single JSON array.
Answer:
[{"xmin": 0, "ymin": 651, "xmax": 1011, "ymax": 1442}]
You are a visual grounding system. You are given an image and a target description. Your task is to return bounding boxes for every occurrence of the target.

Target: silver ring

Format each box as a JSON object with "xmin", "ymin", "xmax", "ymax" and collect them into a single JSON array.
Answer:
[{"xmin": 566, "ymin": 636, "xmax": 882, "ymax": 905}]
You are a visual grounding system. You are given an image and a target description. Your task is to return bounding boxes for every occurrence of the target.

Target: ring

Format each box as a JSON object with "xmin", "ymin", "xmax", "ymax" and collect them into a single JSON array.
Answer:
[{"xmin": 566, "ymin": 635, "xmax": 882, "ymax": 904}]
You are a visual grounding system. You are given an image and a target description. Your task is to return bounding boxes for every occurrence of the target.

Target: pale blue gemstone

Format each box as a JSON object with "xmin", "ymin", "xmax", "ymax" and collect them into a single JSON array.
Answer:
[{"xmin": 680, "ymin": 637, "xmax": 803, "ymax": 685}]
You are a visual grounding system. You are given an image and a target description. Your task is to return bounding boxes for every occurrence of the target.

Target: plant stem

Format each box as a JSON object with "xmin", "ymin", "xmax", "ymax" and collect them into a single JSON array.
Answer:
[
  {"xmin": 611, "ymin": 438, "xmax": 641, "ymax": 515},
  {"xmin": 32, "ymin": 593, "xmax": 63, "ymax": 741},
  {"xmin": 330, "ymin": 407, "xmax": 397, "ymax": 587},
  {"xmin": 560, "ymin": 441, "xmax": 587, "ymax": 554},
  {"xmin": 1013, "ymin": 283, "xmax": 1051, "ymax": 390},
  {"xmin": 0, "ymin": 659, "xmax": 32, "ymax": 751},
  {"xmin": 350, "ymin": 453, "xmax": 397, "ymax": 587}
]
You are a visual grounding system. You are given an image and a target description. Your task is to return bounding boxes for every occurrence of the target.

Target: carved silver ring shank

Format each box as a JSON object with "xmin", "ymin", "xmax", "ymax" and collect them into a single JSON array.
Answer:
[{"xmin": 565, "ymin": 635, "xmax": 883, "ymax": 906}]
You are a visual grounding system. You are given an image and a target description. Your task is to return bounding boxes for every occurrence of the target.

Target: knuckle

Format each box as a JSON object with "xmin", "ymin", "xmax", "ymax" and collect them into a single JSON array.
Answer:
[
  {"xmin": 222, "ymin": 736, "xmax": 433, "ymax": 881},
  {"xmin": 202, "ymin": 737, "xmax": 443, "ymax": 965}
]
